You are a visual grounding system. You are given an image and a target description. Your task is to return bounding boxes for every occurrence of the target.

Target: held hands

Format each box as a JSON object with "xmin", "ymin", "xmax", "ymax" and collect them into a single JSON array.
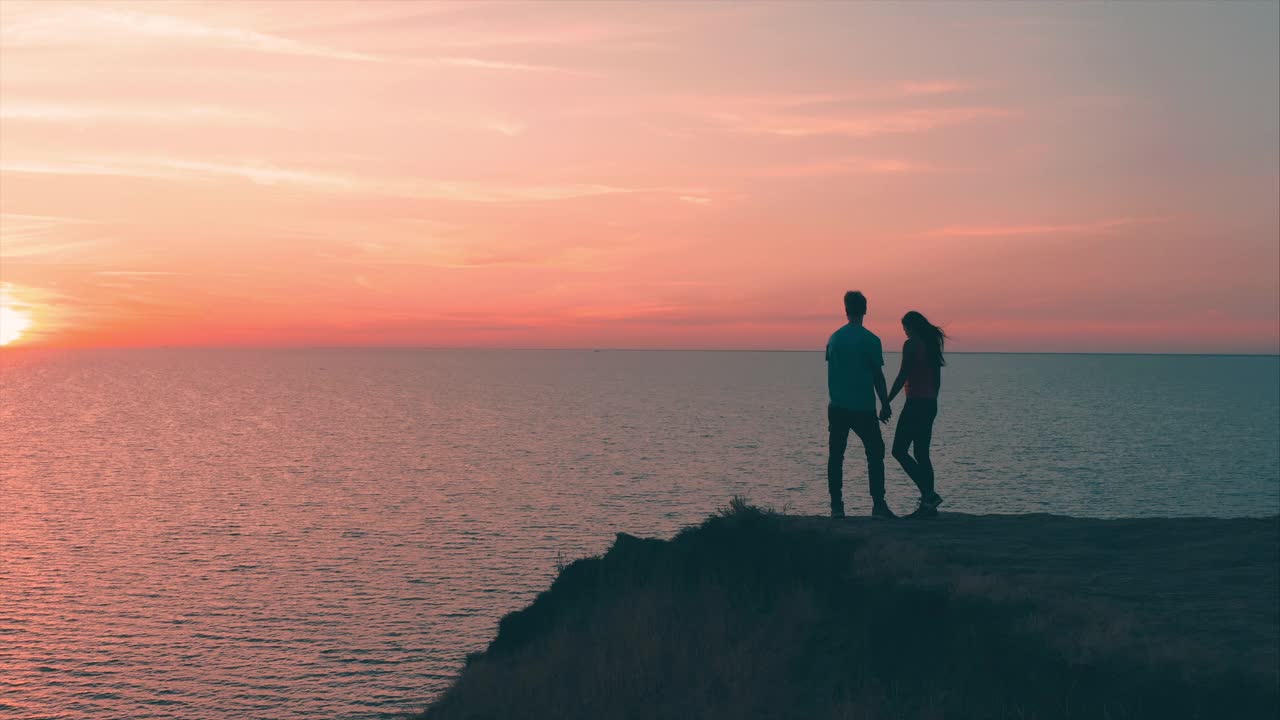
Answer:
[{"xmin": 879, "ymin": 404, "xmax": 893, "ymax": 424}]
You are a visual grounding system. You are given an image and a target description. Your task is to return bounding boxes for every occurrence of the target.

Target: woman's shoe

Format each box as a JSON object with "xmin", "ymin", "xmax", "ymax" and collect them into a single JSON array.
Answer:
[{"xmin": 905, "ymin": 499, "xmax": 939, "ymax": 519}]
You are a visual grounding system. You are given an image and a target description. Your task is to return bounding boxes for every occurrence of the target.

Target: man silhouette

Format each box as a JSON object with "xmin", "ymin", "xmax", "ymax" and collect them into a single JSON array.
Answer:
[{"xmin": 826, "ymin": 291, "xmax": 894, "ymax": 519}]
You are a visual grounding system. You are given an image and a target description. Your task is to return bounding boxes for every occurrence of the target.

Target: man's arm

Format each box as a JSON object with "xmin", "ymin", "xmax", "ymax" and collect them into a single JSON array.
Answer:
[{"xmin": 874, "ymin": 367, "xmax": 891, "ymax": 422}]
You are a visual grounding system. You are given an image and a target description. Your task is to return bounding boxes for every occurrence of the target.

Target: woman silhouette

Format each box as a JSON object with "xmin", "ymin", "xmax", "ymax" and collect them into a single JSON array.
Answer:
[{"xmin": 883, "ymin": 311, "xmax": 947, "ymax": 518}]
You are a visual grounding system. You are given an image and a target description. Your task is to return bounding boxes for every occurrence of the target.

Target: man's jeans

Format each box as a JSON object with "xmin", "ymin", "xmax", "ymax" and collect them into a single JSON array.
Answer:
[{"xmin": 827, "ymin": 404, "xmax": 886, "ymax": 513}]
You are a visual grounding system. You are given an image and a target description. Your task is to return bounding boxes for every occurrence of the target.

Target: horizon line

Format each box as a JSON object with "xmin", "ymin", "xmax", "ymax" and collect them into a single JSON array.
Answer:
[{"xmin": 3, "ymin": 345, "xmax": 1278, "ymax": 358}]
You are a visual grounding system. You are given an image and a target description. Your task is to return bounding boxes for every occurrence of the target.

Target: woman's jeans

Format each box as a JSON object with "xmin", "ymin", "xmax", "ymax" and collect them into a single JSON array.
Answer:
[{"xmin": 892, "ymin": 399, "xmax": 938, "ymax": 498}]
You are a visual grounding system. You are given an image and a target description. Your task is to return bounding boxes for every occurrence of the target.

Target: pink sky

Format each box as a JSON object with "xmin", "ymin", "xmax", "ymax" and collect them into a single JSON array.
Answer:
[{"xmin": 1, "ymin": 1, "xmax": 1277, "ymax": 353}]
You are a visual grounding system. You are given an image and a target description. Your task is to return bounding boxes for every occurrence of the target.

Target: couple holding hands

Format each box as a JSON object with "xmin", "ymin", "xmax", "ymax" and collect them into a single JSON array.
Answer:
[{"xmin": 825, "ymin": 291, "xmax": 947, "ymax": 520}]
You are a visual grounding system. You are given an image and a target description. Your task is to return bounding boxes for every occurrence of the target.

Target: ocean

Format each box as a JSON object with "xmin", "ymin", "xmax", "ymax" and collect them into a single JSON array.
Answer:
[{"xmin": 2, "ymin": 349, "xmax": 1277, "ymax": 718}]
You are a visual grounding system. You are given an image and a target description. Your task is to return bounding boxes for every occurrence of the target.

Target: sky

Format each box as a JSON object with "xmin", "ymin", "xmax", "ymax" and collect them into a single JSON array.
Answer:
[{"xmin": 1, "ymin": 1, "xmax": 1277, "ymax": 353}]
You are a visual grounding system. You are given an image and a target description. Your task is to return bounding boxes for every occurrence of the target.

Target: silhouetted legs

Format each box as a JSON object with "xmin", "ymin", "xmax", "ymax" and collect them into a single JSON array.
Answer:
[
  {"xmin": 892, "ymin": 399, "xmax": 938, "ymax": 499},
  {"xmin": 828, "ymin": 404, "xmax": 886, "ymax": 514}
]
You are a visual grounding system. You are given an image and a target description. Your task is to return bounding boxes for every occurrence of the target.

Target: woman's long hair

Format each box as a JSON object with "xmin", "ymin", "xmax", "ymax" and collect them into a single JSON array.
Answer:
[{"xmin": 902, "ymin": 311, "xmax": 947, "ymax": 367}]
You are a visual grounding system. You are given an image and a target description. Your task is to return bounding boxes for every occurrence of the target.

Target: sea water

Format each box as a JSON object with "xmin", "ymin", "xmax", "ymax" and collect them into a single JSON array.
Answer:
[{"xmin": 2, "ymin": 349, "xmax": 1277, "ymax": 718}]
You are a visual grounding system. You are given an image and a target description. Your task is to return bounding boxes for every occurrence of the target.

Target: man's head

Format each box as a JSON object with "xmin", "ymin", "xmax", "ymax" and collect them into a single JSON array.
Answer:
[{"xmin": 843, "ymin": 291, "xmax": 867, "ymax": 320}]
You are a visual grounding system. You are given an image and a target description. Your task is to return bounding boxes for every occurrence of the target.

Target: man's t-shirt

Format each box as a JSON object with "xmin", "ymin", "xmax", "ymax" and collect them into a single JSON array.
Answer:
[{"xmin": 826, "ymin": 323, "xmax": 884, "ymax": 412}]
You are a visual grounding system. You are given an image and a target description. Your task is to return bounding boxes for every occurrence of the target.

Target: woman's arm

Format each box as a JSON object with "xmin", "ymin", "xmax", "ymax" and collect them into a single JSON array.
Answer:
[{"xmin": 886, "ymin": 339, "xmax": 913, "ymax": 404}]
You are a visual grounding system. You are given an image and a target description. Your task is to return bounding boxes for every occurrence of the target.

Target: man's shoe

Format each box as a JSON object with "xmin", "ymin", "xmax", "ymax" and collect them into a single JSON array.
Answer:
[
  {"xmin": 871, "ymin": 502, "xmax": 897, "ymax": 520},
  {"xmin": 923, "ymin": 492, "xmax": 944, "ymax": 508}
]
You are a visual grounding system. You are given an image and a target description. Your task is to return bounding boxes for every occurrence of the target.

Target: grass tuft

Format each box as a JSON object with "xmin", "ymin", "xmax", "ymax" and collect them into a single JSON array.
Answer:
[{"xmin": 718, "ymin": 494, "xmax": 770, "ymax": 518}]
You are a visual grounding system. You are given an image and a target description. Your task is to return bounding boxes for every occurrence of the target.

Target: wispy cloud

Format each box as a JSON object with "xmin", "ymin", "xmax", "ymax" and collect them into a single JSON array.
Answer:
[
  {"xmin": 753, "ymin": 157, "xmax": 936, "ymax": 178},
  {"xmin": 0, "ymin": 212, "xmax": 89, "ymax": 233},
  {"xmin": 480, "ymin": 118, "xmax": 526, "ymax": 136},
  {"xmin": 570, "ymin": 303, "xmax": 687, "ymax": 321},
  {"xmin": 1, "ymin": 158, "xmax": 358, "ymax": 191},
  {"xmin": 721, "ymin": 106, "xmax": 1010, "ymax": 138},
  {"xmin": 0, "ymin": 213, "xmax": 105, "ymax": 259},
  {"xmin": 1, "ymin": 102, "xmax": 271, "ymax": 125},
  {"xmin": 391, "ymin": 179, "xmax": 631, "ymax": 203},
  {"xmin": 310, "ymin": 1, "xmax": 753, "ymax": 52},
  {"xmin": 2, "ymin": 6, "xmax": 386, "ymax": 62},
  {"xmin": 93, "ymin": 270, "xmax": 188, "ymax": 277},
  {"xmin": 922, "ymin": 217, "xmax": 1168, "ymax": 238},
  {"xmin": 1, "ymin": 157, "xmax": 636, "ymax": 203},
  {"xmin": 428, "ymin": 56, "xmax": 585, "ymax": 74},
  {"xmin": 0, "ymin": 239, "xmax": 103, "ymax": 260},
  {"xmin": 901, "ymin": 81, "xmax": 975, "ymax": 96},
  {"xmin": 1, "ymin": 6, "xmax": 582, "ymax": 73},
  {"xmin": 631, "ymin": 85, "xmax": 981, "ymax": 126},
  {"xmin": 0, "ymin": 281, "xmax": 41, "ymax": 312},
  {"xmin": 417, "ymin": 112, "xmax": 527, "ymax": 137},
  {"xmin": 398, "ymin": 18, "xmax": 674, "ymax": 51}
]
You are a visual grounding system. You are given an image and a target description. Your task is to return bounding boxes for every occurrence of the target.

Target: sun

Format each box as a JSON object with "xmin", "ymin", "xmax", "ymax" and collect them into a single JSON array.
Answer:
[{"xmin": 0, "ymin": 305, "xmax": 32, "ymax": 346}]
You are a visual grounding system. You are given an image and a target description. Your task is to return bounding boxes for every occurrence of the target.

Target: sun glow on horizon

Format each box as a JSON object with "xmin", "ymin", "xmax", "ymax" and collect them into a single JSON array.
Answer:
[{"xmin": 0, "ymin": 304, "xmax": 32, "ymax": 346}]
